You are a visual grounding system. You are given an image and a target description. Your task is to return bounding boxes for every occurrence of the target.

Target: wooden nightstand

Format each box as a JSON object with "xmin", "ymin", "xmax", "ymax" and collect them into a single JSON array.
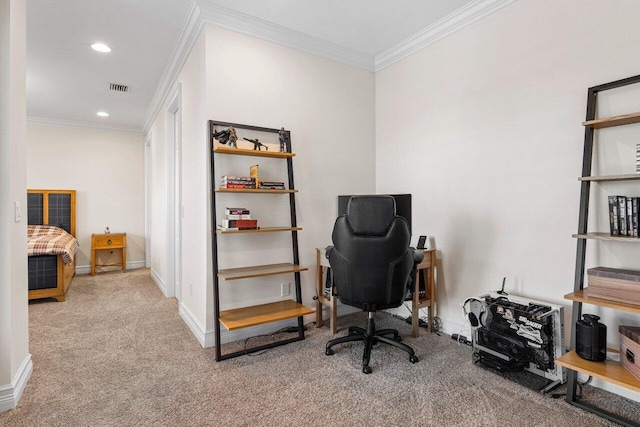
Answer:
[{"xmin": 91, "ymin": 233, "xmax": 127, "ymax": 276}]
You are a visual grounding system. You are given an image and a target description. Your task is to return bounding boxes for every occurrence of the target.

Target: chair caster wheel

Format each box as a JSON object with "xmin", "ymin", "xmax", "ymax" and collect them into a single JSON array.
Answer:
[
  {"xmin": 409, "ymin": 355, "xmax": 419, "ymax": 364},
  {"xmin": 325, "ymin": 348, "xmax": 334, "ymax": 356},
  {"xmin": 362, "ymin": 366, "xmax": 372, "ymax": 374}
]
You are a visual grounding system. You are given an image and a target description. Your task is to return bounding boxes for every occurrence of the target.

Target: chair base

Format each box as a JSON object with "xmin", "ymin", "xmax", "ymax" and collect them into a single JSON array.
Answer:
[{"xmin": 325, "ymin": 312, "xmax": 418, "ymax": 373}]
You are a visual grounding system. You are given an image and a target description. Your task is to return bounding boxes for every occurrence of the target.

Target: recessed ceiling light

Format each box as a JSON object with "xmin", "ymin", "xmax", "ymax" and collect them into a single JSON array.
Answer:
[
  {"xmin": 96, "ymin": 111, "xmax": 109, "ymax": 117},
  {"xmin": 91, "ymin": 43, "xmax": 111, "ymax": 53}
]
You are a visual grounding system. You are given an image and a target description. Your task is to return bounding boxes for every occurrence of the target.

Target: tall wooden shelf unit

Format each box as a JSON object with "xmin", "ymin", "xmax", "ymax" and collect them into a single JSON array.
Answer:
[
  {"xmin": 555, "ymin": 75, "xmax": 640, "ymax": 427},
  {"xmin": 209, "ymin": 120, "xmax": 313, "ymax": 361}
]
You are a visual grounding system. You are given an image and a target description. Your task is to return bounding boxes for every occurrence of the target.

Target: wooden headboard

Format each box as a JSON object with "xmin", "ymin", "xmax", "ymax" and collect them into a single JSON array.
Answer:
[{"xmin": 27, "ymin": 189, "xmax": 76, "ymax": 237}]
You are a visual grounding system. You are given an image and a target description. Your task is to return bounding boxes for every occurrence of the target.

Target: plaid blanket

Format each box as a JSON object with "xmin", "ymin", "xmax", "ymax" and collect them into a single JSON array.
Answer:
[{"xmin": 27, "ymin": 225, "xmax": 78, "ymax": 265}]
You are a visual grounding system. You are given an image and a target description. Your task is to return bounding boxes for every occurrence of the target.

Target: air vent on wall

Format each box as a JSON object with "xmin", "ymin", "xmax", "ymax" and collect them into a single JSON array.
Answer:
[{"xmin": 109, "ymin": 82, "xmax": 129, "ymax": 93}]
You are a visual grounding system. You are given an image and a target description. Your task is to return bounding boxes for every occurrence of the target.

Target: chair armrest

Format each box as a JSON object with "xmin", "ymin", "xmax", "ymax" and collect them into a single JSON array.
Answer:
[
  {"xmin": 325, "ymin": 246, "xmax": 334, "ymax": 260},
  {"xmin": 411, "ymin": 248, "xmax": 424, "ymax": 264}
]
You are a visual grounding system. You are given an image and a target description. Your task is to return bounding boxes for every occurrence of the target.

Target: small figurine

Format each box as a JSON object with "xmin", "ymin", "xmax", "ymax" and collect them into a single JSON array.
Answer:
[
  {"xmin": 212, "ymin": 128, "xmax": 232, "ymax": 145},
  {"xmin": 278, "ymin": 127, "xmax": 287, "ymax": 152},
  {"xmin": 243, "ymin": 137, "xmax": 269, "ymax": 151},
  {"xmin": 104, "ymin": 227, "xmax": 110, "ymax": 234},
  {"xmin": 228, "ymin": 127, "xmax": 238, "ymax": 148}
]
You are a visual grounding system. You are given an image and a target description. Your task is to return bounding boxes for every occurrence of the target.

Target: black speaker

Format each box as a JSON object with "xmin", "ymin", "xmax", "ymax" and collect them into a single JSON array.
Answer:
[{"xmin": 576, "ymin": 314, "xmax": 607, "ymax": 362}]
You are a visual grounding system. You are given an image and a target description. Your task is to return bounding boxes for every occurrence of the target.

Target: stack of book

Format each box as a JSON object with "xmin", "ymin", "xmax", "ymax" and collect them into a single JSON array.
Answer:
[
  {"xmin": 259, "ymin": 181, "xmax": 286, "ymax": 190},
  {"xmin": 217, "ymin": 207, "xmax": 258, "ymax": 230},
  {"xmin": 608, "ymin": 195, "xmax": 640, "ymax": 237},
  {"xmin": 219, "ymin": 176, "xmax": 256, "ymax": 189},
  {"xmin": 637, "ymin": 144, "xmax": 640, "ymax": 173}
]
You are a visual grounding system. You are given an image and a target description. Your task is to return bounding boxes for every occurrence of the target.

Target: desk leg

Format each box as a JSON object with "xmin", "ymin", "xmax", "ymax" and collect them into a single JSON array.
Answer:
[
  {"xmin": 411, "ymin": 269, "xmax": 420, "ymax": 338},
  {"xmin": 122, "ymin": 248, "xmax": 127, "ymax": 272},
  {"xmin": 329, "ymin": 295, "xmax": 337, "ymax": 335},
  {"xmin": 316, "ymin": 250, "xmax": 323, "ymax": 329},
  {"xmin": 91, "ymin": 249, "xmax": 96, "ymax": 276},
  {"xmin": 427, "ymin": 265, "xmax": 434, "ymax": 333}
]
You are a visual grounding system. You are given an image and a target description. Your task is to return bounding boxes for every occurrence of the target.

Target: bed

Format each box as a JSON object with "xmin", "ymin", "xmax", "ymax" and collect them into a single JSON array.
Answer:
[{"xmin": 27, "ymin": 189, "xmax": 77, "ymax": 302}]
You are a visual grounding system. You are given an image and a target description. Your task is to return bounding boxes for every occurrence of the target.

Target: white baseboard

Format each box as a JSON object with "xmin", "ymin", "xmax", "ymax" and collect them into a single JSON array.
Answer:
[
  {"xmin": 75, "ymin": 261, "xmax": 146, "ymax": 276},
  {"xmin": 0, "ymin": 354, "xmax": 33, "ymax": 413},
  {"xmin": 178, "ymin": 303, "xmax": 214, "ymax": 348},
  {"xmin": 150, "ymin": 268, "xmax": 166, "ymax": 295}
]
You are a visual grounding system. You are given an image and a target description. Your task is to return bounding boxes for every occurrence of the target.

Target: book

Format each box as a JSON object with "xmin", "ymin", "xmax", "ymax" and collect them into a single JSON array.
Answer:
[
  {"xmin": 259, "ymin": 185, "xmax": 286, "ymax": 190},
  {"xmin": 220, "ymin": 183, "xmax": 257, "ymax": 189},
  {"xmin": 628, "ymin": 196, "xmax": 634, "ymax": 236},
  {"xmin": 225, "ymin": 208, "xmax": 250, "ymax": 215},
  {"xmin": 225, "ymin": 214, "xmax": 251, "ymax": 220},
  {"xmin": 633, "ymin": 197, "xmax": 639, "ymax": 237},
  {"xmin": 220, "ymin": 175, "xmax": 255, "ymax": 182},
  {"xmin": 619, "ymin": 195, "xmax": 628, "ymax": 236},
  {"xmin": 609, "ymin": 195, "xmax": 619, "ymax": 236},
  {"xmin": 221, "ymin": 219, "xmax": 257, "ymax": 229}
]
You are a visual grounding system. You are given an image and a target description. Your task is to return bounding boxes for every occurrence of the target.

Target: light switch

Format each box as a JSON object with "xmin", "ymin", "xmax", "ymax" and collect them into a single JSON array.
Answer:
[{"xmin": 14, "ymin": 201, "xmax": 22, "ymax": 222}]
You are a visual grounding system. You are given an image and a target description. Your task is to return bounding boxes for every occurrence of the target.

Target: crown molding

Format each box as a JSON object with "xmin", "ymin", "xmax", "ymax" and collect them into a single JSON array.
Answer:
[
  {"xmin": 142, "ymin": 0, "xmax": 517, "ymax": 131},
  {"xmin": 27, "ymin": 116, "xmax": 144, "ymax": 135},
  {"xmin": 375, "ymin": 0, "xmax": 518, "ymax": 71},
  {"xmin": 197, "ymin": 1, "xmax": 374, "ymax": 72},
  {"xmin": 143, "ymin": 1, "xmax": 204, "ymax": 133}
]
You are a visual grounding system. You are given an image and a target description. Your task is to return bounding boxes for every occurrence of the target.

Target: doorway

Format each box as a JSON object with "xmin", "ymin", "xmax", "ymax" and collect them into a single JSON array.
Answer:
[{"xmin": 166, "ymin": 84, "xmax": 182, "ymax": 302}]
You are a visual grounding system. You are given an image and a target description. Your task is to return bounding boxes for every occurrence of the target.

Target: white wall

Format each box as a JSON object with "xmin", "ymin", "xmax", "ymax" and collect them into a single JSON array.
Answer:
[
  {"xmin": 0, "ymin": 0, "xmax": 31, "ymax": 413},
  {"xmin": 147, "ymin": 30, "xmax": 207, "ymax": 329},
  {"xmin": 26, "ymin": 124, "xmax": 145, "ymax": 273},
  {"xmin": 203, "ymin": 25, "xmax": 376, "ymax": 342},
  {"xmin": 146, "ymin": 24, "xmax": 375, "ymax": 346},
  {"xmin": 375, "ymin": 0, "xmax": 640, "ymax": 400}
]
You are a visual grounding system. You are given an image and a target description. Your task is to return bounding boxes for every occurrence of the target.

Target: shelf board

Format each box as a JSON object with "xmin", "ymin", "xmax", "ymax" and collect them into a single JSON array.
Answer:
[
  {"xmin": 583, "ymin": 112, "xmax": 640, "ymax": 129},
  {"xmin": 573, "ymin": 232, "xmax": 640, "ymax": 242},
  {"xmin": 217, "ymin": 263, "xmax": 308, "ymax": 281},
  {"xmin": 219, "ymin": 300, "xmax": 314, "ymax": 331},
  {"xmin": 564, "ymin": 289, "xmax": 640, "ymax": 314},
  {"xmin": 216, "ymin": 188, "xmax": 296, "ymax": 194},
  {"xmin": 213, "ymin": 146, "xmax": 295, "ymax": 158},
  {"xmin": 217, "ymin": 227, "xmax": 302, "ymax": 234},
  {"xmin": 579, "ymin": 174, "xmax": 640, "ymax": 182},
  {"xmin": 556, "ymin": 350, "xmax": 640, "ymax": 393}
]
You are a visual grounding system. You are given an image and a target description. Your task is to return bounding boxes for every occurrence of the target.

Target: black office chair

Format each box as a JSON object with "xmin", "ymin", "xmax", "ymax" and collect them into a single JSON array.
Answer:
[{"xmin": 324, "ymin": 195, "xmax": 424, "ymax": 373}]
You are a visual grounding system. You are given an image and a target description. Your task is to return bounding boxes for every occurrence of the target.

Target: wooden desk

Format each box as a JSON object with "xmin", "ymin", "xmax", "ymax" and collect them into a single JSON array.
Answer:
[
  {"xmin": 315, "ymin": 247, "xmax": 437, "ymax": 338},
  {"xmin": 412, "ymin": 249, "xmax": 436, "ymax": 337},
  {"xmin": 91, "ymin": 233, "xmax": 127, "ymax": 276},
  {"xmin": 316, "ymin": 248, "xmax": 337, "ymax": 334}
]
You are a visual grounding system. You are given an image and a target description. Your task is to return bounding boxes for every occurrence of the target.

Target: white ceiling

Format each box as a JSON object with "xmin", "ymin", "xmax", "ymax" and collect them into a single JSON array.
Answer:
[{"xmin": 26, "ymin": 0, "xmax": 507, "ymax": 133}]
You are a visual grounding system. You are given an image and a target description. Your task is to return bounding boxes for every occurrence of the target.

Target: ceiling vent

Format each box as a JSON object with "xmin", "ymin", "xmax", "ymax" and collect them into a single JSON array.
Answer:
[{"xmin": 109, "ymin": 82, "xmax": 129, "ymax": 93}]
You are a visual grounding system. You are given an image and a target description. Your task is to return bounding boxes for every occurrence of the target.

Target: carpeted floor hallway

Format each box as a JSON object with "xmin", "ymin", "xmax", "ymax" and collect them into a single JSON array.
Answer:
[{"xmin": 1, "ymin": 268, "xmax": 638, "ymax": 426}]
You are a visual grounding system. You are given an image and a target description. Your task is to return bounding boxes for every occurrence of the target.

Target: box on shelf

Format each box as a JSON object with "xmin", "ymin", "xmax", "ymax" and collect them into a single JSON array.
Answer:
[
  {"xmin": 619, "ymin": 325, "xmax": 640, "ymax": 382},
  {"xmin": 587, "ymin": 267, "xmax": 640, "ymax": 305}
]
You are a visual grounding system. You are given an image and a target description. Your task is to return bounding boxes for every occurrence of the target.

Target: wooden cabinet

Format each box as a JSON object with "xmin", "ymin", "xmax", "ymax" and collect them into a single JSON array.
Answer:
[
  {"xmin": 209, "ymin": 120, "xmax": 313, "ymax": 361},
  {"xmin": 555, "ymin": 75, "xmax": 640, "ymax": 427},
  {"xmin": 91, "ymin": 233, "xmax": 126, "ymax": 276}
]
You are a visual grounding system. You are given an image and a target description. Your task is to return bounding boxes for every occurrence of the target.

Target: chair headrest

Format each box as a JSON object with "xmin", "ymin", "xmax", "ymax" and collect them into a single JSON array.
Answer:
[{"xmin": 346, "ymin": 196, "xmax": 396, "ymax": 236}]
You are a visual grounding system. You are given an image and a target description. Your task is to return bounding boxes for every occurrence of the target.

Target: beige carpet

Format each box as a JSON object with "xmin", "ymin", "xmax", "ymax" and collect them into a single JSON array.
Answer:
[{"xmin": 1, "ymin": 268, "xmax": 637, "ymax": 426}]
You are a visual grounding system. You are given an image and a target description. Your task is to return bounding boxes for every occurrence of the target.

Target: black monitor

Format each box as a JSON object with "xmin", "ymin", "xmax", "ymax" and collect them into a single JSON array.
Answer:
[{"xmin": 337, "ymin": 194, "xmax": 412, "ymax": 235}]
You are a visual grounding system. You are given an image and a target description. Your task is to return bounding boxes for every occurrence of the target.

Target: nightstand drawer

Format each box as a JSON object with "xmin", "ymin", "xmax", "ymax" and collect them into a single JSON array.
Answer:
[{"xmin": 93, "ymin": 234, "xmax": 125, "ymax": 248}]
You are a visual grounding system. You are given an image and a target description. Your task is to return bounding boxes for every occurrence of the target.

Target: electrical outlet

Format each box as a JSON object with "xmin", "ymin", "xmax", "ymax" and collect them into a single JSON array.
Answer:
[
  {"xmin": 281, "ymin": 282, "xmax": 290, "ymax": 297},
  {"xmin": 14, "ymin": 201, "xmax": 22, "ymax": 222}
]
